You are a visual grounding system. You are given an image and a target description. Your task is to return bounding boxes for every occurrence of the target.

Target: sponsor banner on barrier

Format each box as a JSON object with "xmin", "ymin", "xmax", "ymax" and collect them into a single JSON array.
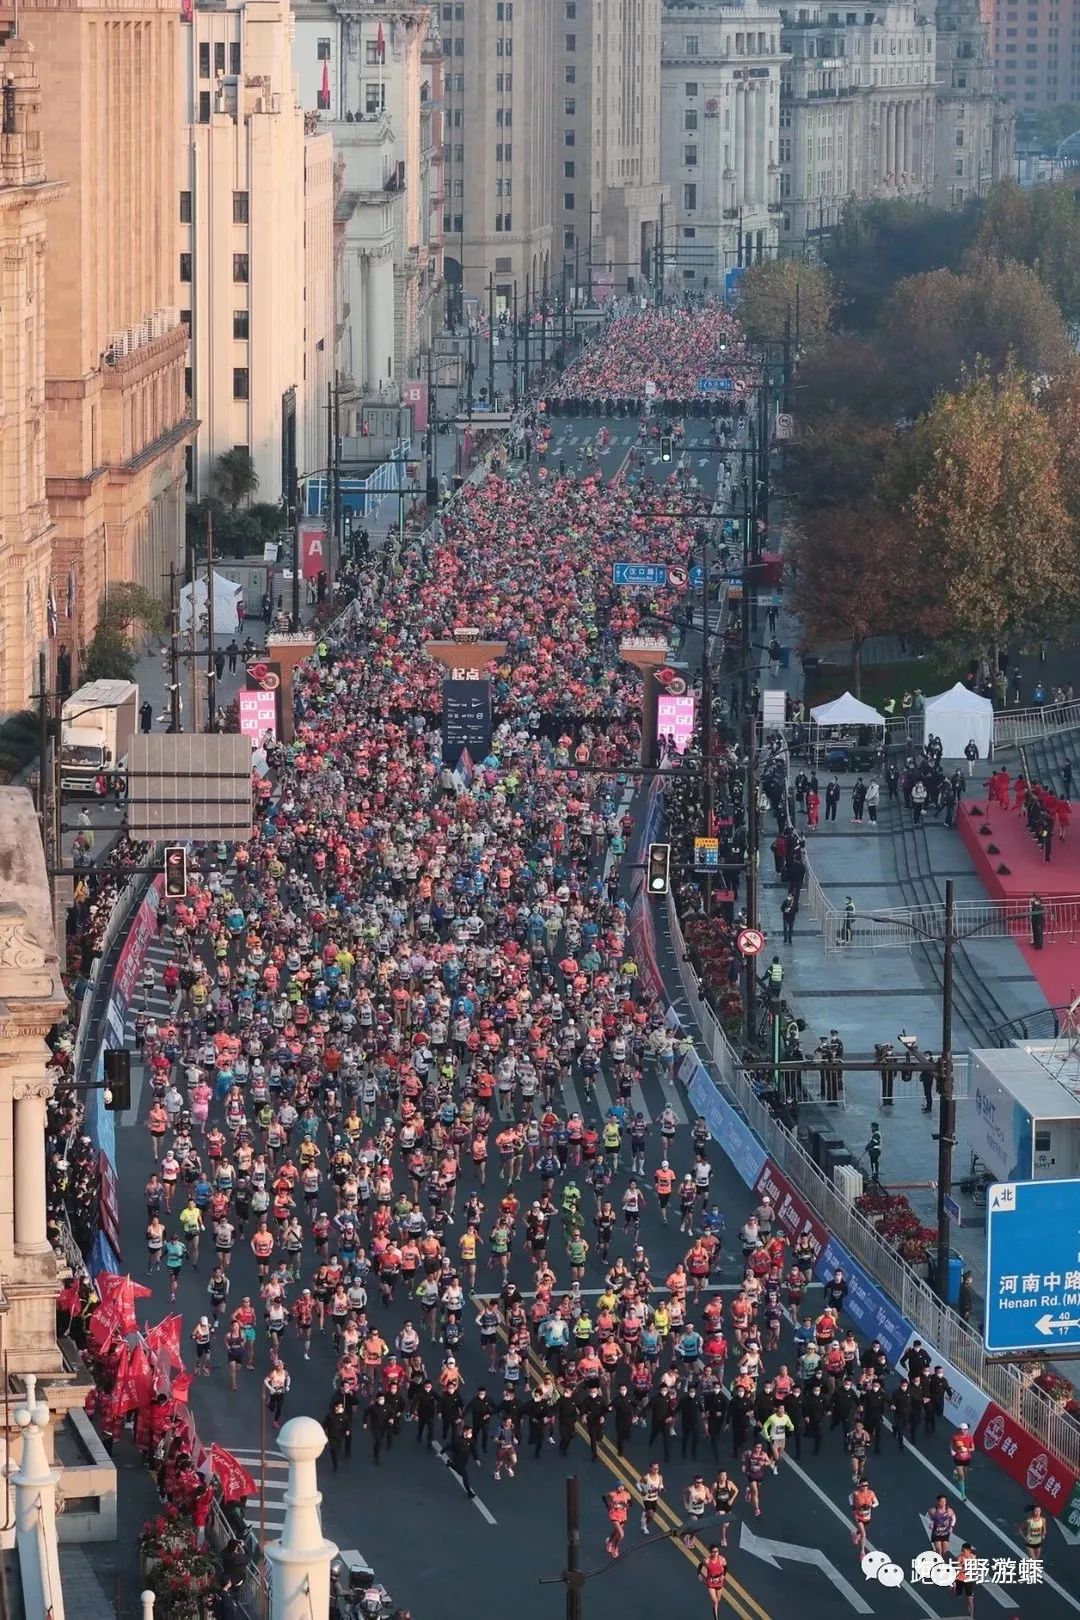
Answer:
[
  {"xmin": 814, "ymin": 1234, "xmax": 920, "ymax": 1368},
  {"xmin": 974, "ymin": 1402, "xmax": 1078, "ymax": 1517},
  {"xmin": 1062, "ymin": 1477, "xmax": 1080, "ymax": 1538},
  {"xmin": 112, "ymin": 877, "xmax": 165, "ymax": 1013},
  {"xmin": 894, "ymin": 1330, "xmax": 991, "ymax": 1434},
  {"xmin": 687, "ymin": 1061, "xmax": 767, "ymax": 1189},
  {"xmin": 753, "ymin": 1160, "xmax": 828, "ymax": 1260}
]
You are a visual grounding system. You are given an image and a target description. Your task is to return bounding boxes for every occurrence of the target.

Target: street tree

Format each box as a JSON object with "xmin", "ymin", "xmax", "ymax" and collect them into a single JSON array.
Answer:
[
  {"xmin": 880, "ymin": 373, "xmax": 1079, "ymax": 664},
  {"xmin": 1034, "ymin": 100, "xmax": 1080, "ymax": 149},
  {"xmin": 791, "ymin": 504, "xmax": 910, "ymax": 696},
  {"xmin": 824, "ymin": 195, "xmax": 982, "ymax": 332},
  {"xmin": 83, "ymin": 581, "xmax": 167, "ymax": 682},
  {"xmin": 213, "ymin": 446, "xmax": 259, "ymax": 509},
  {"xmin": 877, "ymin": 256, "xmax": 1073, "ymax": 416},
  {"xmin": 975, "ymin": 181, "xmax": 1080, "ymax": 330},
  {"xmin": 737, "ymin": 260, "xmax": 833, "ymax": 347},
  {"xmin": 785, "ymin": 412, "xmax": 894, "ymax": 513},
  {"xmin": 795, "ymin": 333, "xmax": 893, "ymax": 423}
]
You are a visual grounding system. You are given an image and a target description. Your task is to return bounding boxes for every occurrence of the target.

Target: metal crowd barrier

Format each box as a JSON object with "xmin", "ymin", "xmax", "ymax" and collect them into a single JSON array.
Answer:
[
  {"xmin": 664, "ymin": 890, "xmax": 1080, "ymax": 1477},
  {"xmin": 994, "ymin": 698, "xmax": 1080, "ymax": 749}
]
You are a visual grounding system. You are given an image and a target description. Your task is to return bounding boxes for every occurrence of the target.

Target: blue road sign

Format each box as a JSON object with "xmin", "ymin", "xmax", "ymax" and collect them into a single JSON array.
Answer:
[
  {"xmin": 984, "ymin": 1178, "xmax": 1080, "ymax": 1353},
  {"xmin": 697, "ymin": 377, "xmax": 735, "ymax": 395},
  {"xmin": 612, "ymin": 561, "xmax": 668, "ymax": 588},
  {"xmin": 943, "ymin": 1193, "xmax": 961, "ymax": 1226},
  {"xmin": 725, "ymin": 266, "xmax": 746, "ymax": 305},
  {"xmin": 689, "ymin": 565, "xmax": 705, "ymax": 587}
]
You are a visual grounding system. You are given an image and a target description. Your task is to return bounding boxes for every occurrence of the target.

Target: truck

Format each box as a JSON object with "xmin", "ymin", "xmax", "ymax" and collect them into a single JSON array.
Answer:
[
  {"xmin": 968, "ymin": 1044, "xmax": 1080, "ymax": 1184},
  {"xmin": 60, "ymin": 679, "xmax": 139, "ymax": 794}
]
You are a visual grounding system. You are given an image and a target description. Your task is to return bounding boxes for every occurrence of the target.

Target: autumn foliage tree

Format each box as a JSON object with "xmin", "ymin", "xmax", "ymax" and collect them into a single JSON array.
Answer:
[
  {"xmin": 790, "ymin": 504, "xmax": 911, "ymax": 696},
  {"xmin": 879, "ymin": 373, "xmax": 1080, "ymax": 663},
  {"xmin": 737, "ymin": 260, "xmax": 833, "ymax": 348},
  {"xmin": 785, "ymin": 412, "xmax": 894, "ymax": 513},
  {"xmin": 975, "ymin": 181, "xmax": 1080, "ymax": 331}
]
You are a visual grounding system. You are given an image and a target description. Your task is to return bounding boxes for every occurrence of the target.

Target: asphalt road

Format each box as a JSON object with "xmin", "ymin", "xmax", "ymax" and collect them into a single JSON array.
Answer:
[{"xmin": 109, "ymin": 415, "xmax": 1078, "ymax": 1620}]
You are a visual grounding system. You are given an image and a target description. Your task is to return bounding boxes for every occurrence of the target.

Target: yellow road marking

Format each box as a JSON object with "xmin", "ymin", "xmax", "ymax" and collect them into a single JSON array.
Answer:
[{"xmin": 472, "ymin": 1293, "xmax": 772, "ymax": 1620}]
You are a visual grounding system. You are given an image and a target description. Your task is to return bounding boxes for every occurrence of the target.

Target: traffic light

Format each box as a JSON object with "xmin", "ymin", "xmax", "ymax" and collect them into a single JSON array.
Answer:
[
  {"xmin": 164, "ymin": 845, "xmax": 187, "ymax": 899},
  {"xmin": 660, "ymin": 435, "xmax": 673, "ymax": 463},
  {"xmin": 647, "ymin": 842, "xmax": 671, "ymax": 895},
  {"xmin": 103, "ymin": 1048, "xmax": 131, "ymax": 1112}
]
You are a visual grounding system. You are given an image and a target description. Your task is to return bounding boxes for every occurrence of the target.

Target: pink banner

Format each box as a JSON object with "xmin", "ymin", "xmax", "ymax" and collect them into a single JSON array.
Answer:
[
  {"xmin": 658, "ymin": 692, "xmax": 696, "ymax": 754},
  {"xmin": 238, "ymin": 690, "xmax": 278, "ymax": 743}
]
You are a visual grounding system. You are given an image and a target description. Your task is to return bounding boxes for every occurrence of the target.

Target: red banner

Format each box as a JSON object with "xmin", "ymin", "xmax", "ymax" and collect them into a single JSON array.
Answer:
[
  {"xmin": 205, "ymin": 1443, "xmax": 257, "ymax": 1504},
  {"xmin": 112, "ymin": 877, "xmax": 165, "ymax": 1013},
  {"xmin": 753, "ymin": 1160, "xmax": 828, "ymax": 1260},
  {"xmin": 146, "ymin": 1315, "xmax": 185, "ymax": 1373},
  {"xmin": 299, "ymin": 520, "xmax": 327, "ymax": 580},
  {"xmin": 403, "ymin": 380, "xmax": 429, "ymax": 432},
  {"xmin": 974, "ymin": 1403, "xmax": 1078, "ymax": 1517}
]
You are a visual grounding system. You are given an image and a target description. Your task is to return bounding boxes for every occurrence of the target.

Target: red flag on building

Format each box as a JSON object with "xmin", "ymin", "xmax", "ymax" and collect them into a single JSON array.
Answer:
[
  {"xmin": 319, "ymin": 58, "xmax": 330, "ymax": 110},
  {"xmin": 203, "ymin": 1443, "xmax": 257, "ymax": 1504},
  {"xmin": 376, "ymin": 21, "xmax": 385, "ymax": 58}
]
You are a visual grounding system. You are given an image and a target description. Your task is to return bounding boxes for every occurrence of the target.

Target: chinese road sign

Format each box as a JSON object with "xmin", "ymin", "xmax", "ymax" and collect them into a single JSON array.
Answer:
[{"xmin": 985, "ymin": 1178, "xmax": 1080, "ymax": 1354}]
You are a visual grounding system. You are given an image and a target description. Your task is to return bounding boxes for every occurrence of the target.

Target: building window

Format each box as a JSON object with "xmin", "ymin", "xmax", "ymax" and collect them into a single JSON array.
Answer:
[
  {"xmin": 565, "ymin": 65, "xmax": 576, "ymax": 83},
  {"xmin": 566, "ymin": 33, "xmax": 576, "ymax": 50},
  {"xmin": 233, "ymin": 190, "xmax": 249, "ymax": 224},
  {"xmin": 566, "ymin": 0, "xmax": 576, "ymax": 13},
  {"xmin": 366, "ymin": 83, "xmax": 387, "ymax": 114},
  {"xmin": 683, "ymin": 183, "xmax": 697, "ymax": 209},
  {"xmin": 955, "ymin": 128, "xmax": 965, "ymax": 145},
  {"xmin": 453, "ymin": 213, "xmax": 463, "ymax": 231},
  {"xmin": 564, "ymin": 192, "xmax": 575, "ymax": 209},
  {"xmin": 230, "ymin": 42, "xmax": 241, "ymax": 75},
  {"xmin": 180, "ymin": 308, "xmax": 191, "ymax": 330},
  {"xmin": 683, "ymin": 226, "xmax": 696, "ymax": 238},
  {"xmin": 317, "ymin": 38, "xmax": 331, "ymax": 60},
  {"xmin": 198, "ymin": 91, "xmax": 211, "ymax": 123},
  {"xmin": 685, "ymin": 81, "xmax": 698, "ymax": 95},
  {"xmin": 233, "ymin": 253, "xmax": 249, "ymax": 283},
  {"xmin": 199, "ymin": 42, "xmax": 210, "ymax": 78},
  {"xmin": 214, "ymin": 41, "xmax": 226, "ymax": 75},
  {"xmin": 496, "ymin": 257, "xmax": 513, "ymax": 272},
  {"xmin": 366, "ymin": 40, "xmax": 380, "ymax": 64},
  {"xmin": 564, "ymin": 160, "xmax": 575, "ymax": 176},
  {"xmin": 179, "ymin": 251, "xmax": 192, "ymax": 282},
  {"xmin": 179, "ymin": 190, "xmax": 192, "ymax": 223},
  {"xmin": 565, "ymin": 128, "xmax": 575, "ymax": 145},
  {"xmin": 233, "ymin": 310, "xmax": 249, "ymax": 340},
  {"xmin": 564, "ymin": 227, "xmax": 575, "ymax": 247},
  {"xmin": 684, "ymin": 144, "xmax": 698, "ymax": 165},
  {"xmin": 565, "ymin": 96, "xmax": 576, "ymax": 114},
  {"xmin": 233, "ymin": 368, "xmax": 249, "ymax": 400},
  {"xmin": 685, "ymin": 35, "xmax": 699, "ymax": 55},
  {"xmin": 685, "ymin": 109, "xmax": 698, "ymax": 130}
]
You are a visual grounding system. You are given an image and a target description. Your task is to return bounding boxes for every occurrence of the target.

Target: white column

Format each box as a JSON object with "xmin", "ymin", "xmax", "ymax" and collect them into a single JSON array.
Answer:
[
  {"xmin": 885, "ymin": 101, "xmax": 895, "ymax": 179},
  {"xmin": 745, "ymin": 88, "xmax": 755, "ymax": 203},
  {"xmin": 265, "ymin": 1416, "xmax": 338, "ymax": 1620},
  {"xmin": 14, "ymin": 1083, "xmax": 51, "ymax": 1256},
  {"xmin": 754, "ymin": 88, "xmax": 766, "ymax": 207},
  {"xmin": 13, "ymin": 1377, "xmax": 64, "ymax": 1620},
  {"xmin": 733, "ymin": 87, "xmax": 744, "ymax": 205}
]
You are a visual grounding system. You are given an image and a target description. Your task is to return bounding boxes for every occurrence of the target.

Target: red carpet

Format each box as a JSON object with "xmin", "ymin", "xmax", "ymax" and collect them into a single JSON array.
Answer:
[{"xmin": 958, "ymin": 796, "xmax": 1080, "ymax": 1009}]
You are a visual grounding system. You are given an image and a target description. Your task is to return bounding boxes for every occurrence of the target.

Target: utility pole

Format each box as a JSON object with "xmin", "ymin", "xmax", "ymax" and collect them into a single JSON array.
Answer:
[
  {"xmin": 560, "ymin": 261, "xmax": 569, "ymax": 373},
  {"xmin": 36, "ymin": 649, "xmax": 48, "ymax": 836},
  {"xmin": 332, "ymin": 379, "xmax": 343, "ymax": 586},
  {"xmin": 565, "ymin": 1476, "xmax": 583, "ymax": 1620},
  {"xmin": 291, "ymin": 455, "xmax": 301, "ymax": 633},
  {"xmin": 487, "ymin": 270, "xmax": 496, "ymax": 405},
  {"xmin": 540, "ymin": 266, "xmax": 548, "ymax": 374},
  {"xmin": 742, "ymin": 501, "xmax": 758, "ymax": 1040},
  {"xmin": 326, "ymin": 379, "xmax": 335, "ymax": 585},
  {"xmin": 657, "ymin": 197, "xmax": 665, "ymax": 306},
  {"xmin": 587, "ymin": 203, "xmax": 594, "ymax": 304},
  {"xmin": 523, "ymin": 272, "xmax": 531, "ymax": 394},
  {"xmin": 168, "ymin": 563, "xmax": 182, "ymax": 733},
  {"xmin": 467, "ymin": 328, "xmax": 475, "ymax": 423},
  {"xmin": 511, "ymin": 282, "xmax": 519, "ymax": 410},
  {"xmin": 205, "ymin": 505, "xmax": 217, "ymax": 731},
  {"xmin": 700, "ymin": 530, "xmax": 714, "ymax": 915},
  {"xmin": 425, "ymin": 345, "xmax": 436, "ymax": 501},
  {"xmin": 782, "ymin": 306, "xmax": 793, "ymax": 414},
  {"xmin": 937, "ymin": 878, "xmax": 957, "ymax": 1302}
]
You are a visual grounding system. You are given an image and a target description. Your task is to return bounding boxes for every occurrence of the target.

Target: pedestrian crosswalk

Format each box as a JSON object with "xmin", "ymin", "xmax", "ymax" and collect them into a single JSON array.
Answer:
[
  {"xmin": 228, "ymin": 1449, "xmax": 290, "ymax": 1533},
  {"xmin": 120, "ymin": 939, "xmax": 180, "ymax": 1128}
]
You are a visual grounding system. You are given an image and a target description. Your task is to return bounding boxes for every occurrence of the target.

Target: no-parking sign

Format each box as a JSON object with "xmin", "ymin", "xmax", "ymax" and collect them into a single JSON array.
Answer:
[{"xmin": 737, "ymin": 927, "xmax": 765, "ymax": 956}]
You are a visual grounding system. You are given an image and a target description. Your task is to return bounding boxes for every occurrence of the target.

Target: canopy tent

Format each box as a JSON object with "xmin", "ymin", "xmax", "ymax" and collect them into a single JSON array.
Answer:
[
  {"xmin": 179, "ymin": 572, "xmax": 243, "ymax": 637},
  {"xmin": 810, "ymin": 691, "xmax": 886, "ymax": 728},
  {"xmin": 806, "ymin": 690, "xmax": 886, "ymax": 771},
  {"xmin": 922, "ymin": 682, "xmax": 994, "ymax": 761}
]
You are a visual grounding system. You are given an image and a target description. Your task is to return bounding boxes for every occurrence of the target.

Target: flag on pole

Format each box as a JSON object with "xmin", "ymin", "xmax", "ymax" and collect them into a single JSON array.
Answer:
[
  {"xmin": 66, "ymin": 569, "xmax": 75, "ymax": 621},
  {"xmin": 201, "ymin": 1443, "xmax": 257, "ymax": 1503},
  {"xmin": 376, "ymin": 20, "xmax": 385, "ymax": 58},
  {"xmin": 47, "ymin": 585, "xmax": 57, "ymax": 639},
  {"xmin": 319, "ymin": 58, "xmax": 330, "ymax": 110}
]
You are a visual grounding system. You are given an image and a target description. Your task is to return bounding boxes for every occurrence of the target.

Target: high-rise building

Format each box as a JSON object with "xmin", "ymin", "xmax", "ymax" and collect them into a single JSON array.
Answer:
[
  {"xmin": 927, "ymin": 0, "xmax": 1013, "ymax": 205},
  {"xmin": 438, "ymin": 0, "xmax": 555, "ymax": 317},
  {"xmin": 292, "ymin": 1, "xmax": 444, "ymax": 393},
  {"xmin": 983, "ymin": 0, "xmax": 1080, "ymax": 112},
  {"xmin": 180, "ymin": 0, "xmax": 334, "ymax": 504},
  {"xmin": 661, "ymin": 1, "xmax": 784, "ymax": 291},
  {"xmin": 555, "ymin": 0, "xmax": 666, "ymax": 301},
  {"xmin": 18, "ymin": 0, "xmax": 195, "ymax": 653},
  {"xmin": 0, "ymin": 32, "xmax": 63, "ymax": 715},
  {"xmin": 778, "ymin": 3, "xmax": 936, "ymax": 252}
]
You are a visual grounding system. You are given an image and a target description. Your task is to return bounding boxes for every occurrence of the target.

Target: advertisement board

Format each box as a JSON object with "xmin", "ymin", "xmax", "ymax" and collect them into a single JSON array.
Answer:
[
  {"xmin": 752, "ymin": 1161, "xmax": 828, "ymax": 1259},
  {"xmin": 657, "ymin": 691, "xmax": 696, "ymax": 754},
  {"xmin": 442, "ymin": 678, "xmax": 492, "ymax": 767},
  {"xmin": 299, "ymin": 520, "xmax": 327, "ymax": 580},
  {"xmin": 687, "ymin": 1061, "xmax": 767, "ymax": 1189},
  {"xmin": 238, "ymin": 690, "xmax": 279, "ymax": 743},
  {"xmin": 974, "ymin": 1402, "xmax": 1078, "ymax": 1517},
  {"xmin": 112, "ymin": 877, "xmax": 165, "ymax": 1013}
]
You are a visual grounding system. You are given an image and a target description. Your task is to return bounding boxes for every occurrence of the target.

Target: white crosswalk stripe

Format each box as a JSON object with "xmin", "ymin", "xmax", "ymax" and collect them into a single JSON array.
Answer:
[{"xmin": 229, "ymin": 1451, "xmax": 289, "ymax": 1528}]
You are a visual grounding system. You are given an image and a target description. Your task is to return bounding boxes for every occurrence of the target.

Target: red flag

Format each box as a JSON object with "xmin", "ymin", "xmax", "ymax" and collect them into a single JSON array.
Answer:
[
  {"xmin": 95, "ymin": 1273, "xmax": 151, "ymax": 1335},
  {"xmin": 319, "ymin": 58, "xmax": 330, "ymax": 110},
  {"xmin": 114, "ymin": 1343, "xmax": 155, "ymax": 1415},
  {"xmin": 170, "ymin": 1372, "xmax": 193, "ymax": 1405},
  {"xmin": 146, "ymin": 1315, "xmax": 185, "ymax": 1373},
  {"xmin": 87, "ymin": 1306, "xmax": 121, "ymax": 1355},
  {"xmin": 376, "ymin": 21, "xmax": 385, "ymax": 59},
  {"xmin": 203, "ymin": 1443, "xmax": 257, "ymax": 1504}
]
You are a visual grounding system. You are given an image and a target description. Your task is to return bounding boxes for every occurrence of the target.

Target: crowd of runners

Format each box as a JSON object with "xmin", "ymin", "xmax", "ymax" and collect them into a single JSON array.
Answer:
[{"xmin": 99, "ymin": 305, "xmax": 1053, "ymax": 1615}]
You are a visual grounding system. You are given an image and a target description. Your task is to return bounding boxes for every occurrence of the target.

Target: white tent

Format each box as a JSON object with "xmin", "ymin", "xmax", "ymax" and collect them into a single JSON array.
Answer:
[
  {"xmin": 179, "ymin": 572, "xmax": 243, "ymax": 636},
  {"xmin": 810, "ymin": 691, "xmax": 886, "ymax": 728},
  {"xmin": 922, "ymin": 682, "xmax": 994, "ymax": 761}
]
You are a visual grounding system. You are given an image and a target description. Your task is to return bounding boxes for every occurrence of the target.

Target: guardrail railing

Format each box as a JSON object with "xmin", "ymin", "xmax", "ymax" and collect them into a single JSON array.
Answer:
[{"xmin": 665, "ymin": 890, "xmax": 1080, "ymax": 1478}]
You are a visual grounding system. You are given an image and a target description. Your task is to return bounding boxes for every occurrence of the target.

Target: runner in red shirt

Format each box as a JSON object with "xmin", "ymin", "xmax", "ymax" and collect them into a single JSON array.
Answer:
[
  {"xmin": 951, "ymin": 1422, "xmax": 975, "ymax": 1499},
  {"xmin": 698, "ymin": 1547, "xmax": 728, "ymax": 1617}
]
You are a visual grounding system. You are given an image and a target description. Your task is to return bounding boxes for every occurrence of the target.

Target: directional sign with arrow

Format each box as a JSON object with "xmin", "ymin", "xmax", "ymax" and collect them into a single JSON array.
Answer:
[
  {"xmin": 739, "ymin": 1522, "xmax": 872, "ymax": 1613},
  {"xmin": 984, "ymin": 1176, "xmax": 1080, "ymax": 1354}
]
